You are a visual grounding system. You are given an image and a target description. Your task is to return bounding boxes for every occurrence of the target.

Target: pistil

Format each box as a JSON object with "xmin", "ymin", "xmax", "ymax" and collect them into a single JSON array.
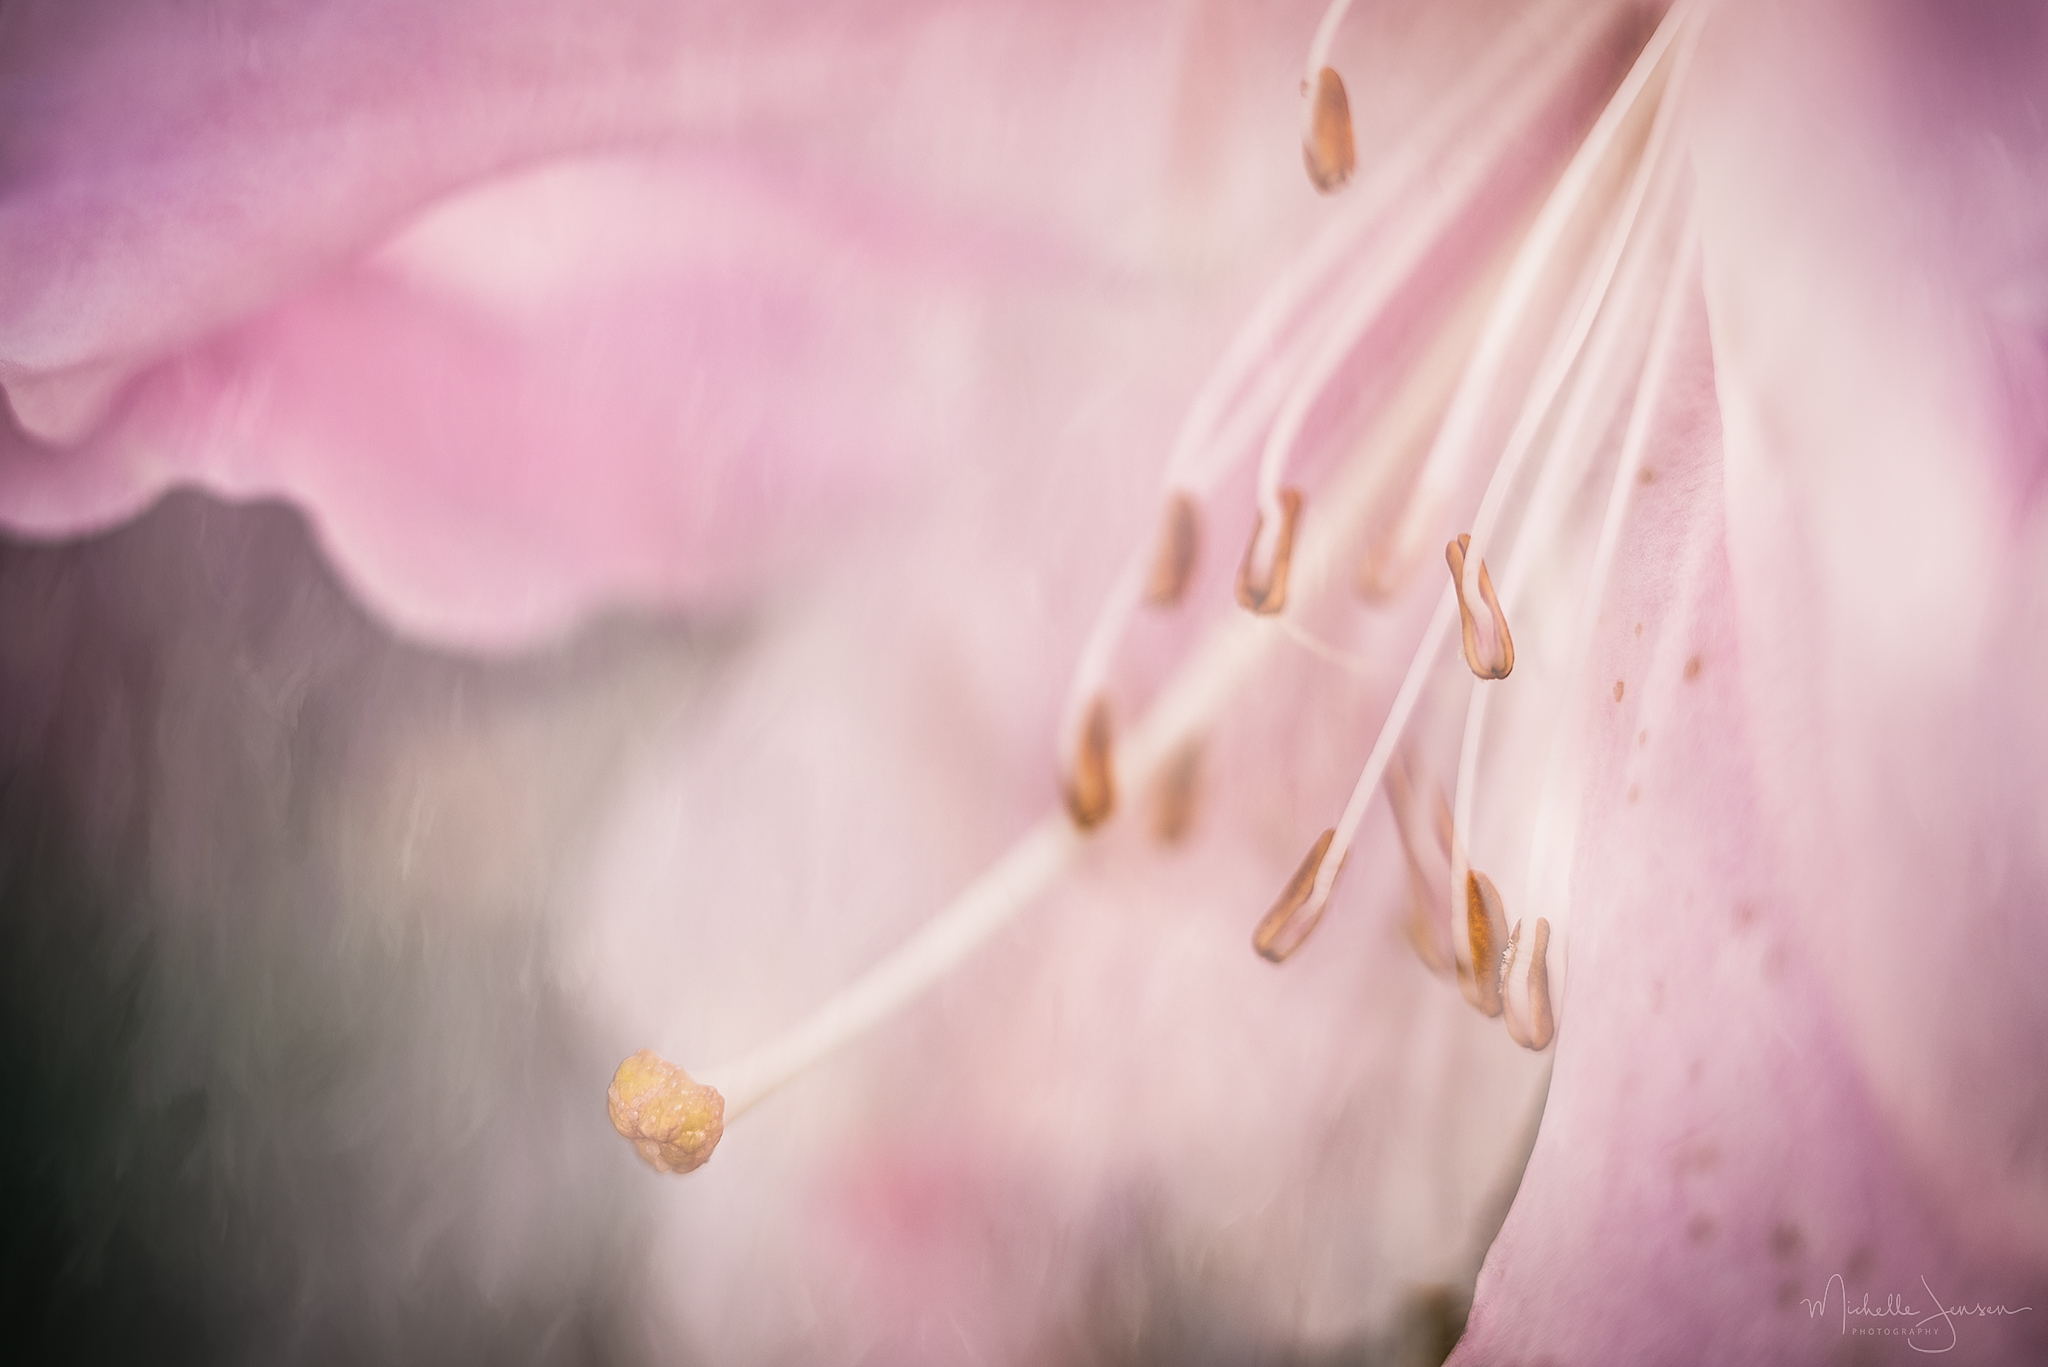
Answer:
[{"xmin": 610, "ymin": 0, "xmax": 1707, "ymax": 1166}]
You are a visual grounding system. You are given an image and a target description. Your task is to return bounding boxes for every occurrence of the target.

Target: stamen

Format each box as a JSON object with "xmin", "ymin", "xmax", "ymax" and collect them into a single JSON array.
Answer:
[
  {"xmin": 1168, "ymin": 0, "xmax": 1603, "ymax": 501},
  {"xmin": 1145, "ymin": 493, "xmax": 1201, "ymax": 607},
  {"xmin": 1253, "ymin": 828, "xmax": 1339, "ymax": 963},
  {"xmin": 1300, "ymin": 0, "xmax": 1360, "ymax": 193},
  {"xmin": 636, "ymin": 8, "xmax": 1634, "ymax": 1144},
  {"xmin": 607, "ymin": 1050, "xmax": 726, "ymax": 1175},
  {"xmin": 1150, "ymin": 737, "xmax": 1203, "ymax": 844},
  {"xmin": 1465, "ymin": 870, "xmax": 1508, "ymax": 1017},
  {"xmin": 1528, "ymin": 916, "xmax": 1556, "ymax": 1049},
  {"xmin": 1254, "ymin": 3, "xmax": 1620, "ymax": 578},
  {"xmin": 1366, "ymin": 0, "xmax": 1697, "ymax": 593},
  {"xmin": 1235, "ymin": 487, "xmax": 1303, "ymax": 615},
  {"xmin": 1251, "ymin": 11, "xmax": 1686, "ymax": 976},
  {"xmin": 1435, "ymin": 45, "xmax": 1696, "ymax": 1033},
  {"xmin": 1445, "ymin": 534, "xmax": 1516, "ymax": 680},
  {"xmin": 1051, "ymin": 0, "xmax": 1614, "ymax": 807},
  {"xmin": 1303, "ymin": 67, "xmax": 1356, "ymax": 194},
  {"xmin": 1501, "ymin": 918, "xmax": 1558, "ymax": 1051},
  {"xmin": 1451, "ymin": 5, "xmax": 1701, "ymax": 657},
  {"xmin": 1063, "ymin": 694, "xmax": 1117, "ymax": 830}
]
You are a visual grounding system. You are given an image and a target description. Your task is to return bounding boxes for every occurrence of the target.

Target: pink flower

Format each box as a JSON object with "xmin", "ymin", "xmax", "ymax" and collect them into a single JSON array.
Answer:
[{"xmin": 3, "ymin": 0, "xmax": 2044, "ymax": 1363}]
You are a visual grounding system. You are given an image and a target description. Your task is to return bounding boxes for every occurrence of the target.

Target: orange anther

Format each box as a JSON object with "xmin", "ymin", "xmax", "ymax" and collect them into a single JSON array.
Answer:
[
  {"xmin": 1253, "ymin": 828, "xmax": 1338, "ymax": 963},
  {"xmin": 1236, "ymin": 489, "xmax": 1304, "ymax": 616},
  {"xmin": 1303, "ymin": 66, "xmax": 1356, "ymax": 194},
  {"xmin": 1063, "ymin": 695, "xmax": 1117, "ymax": 830},
  {"xmin": 1445, "ymin": 534, "xmax": 1515, "ymax": 679}
]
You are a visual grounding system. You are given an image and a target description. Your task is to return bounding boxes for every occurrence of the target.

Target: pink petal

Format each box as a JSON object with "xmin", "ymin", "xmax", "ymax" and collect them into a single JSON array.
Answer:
[
  {"xmin": 1698, "ymin": 0, "xmax": 2048, "ymax": 1278},
  {"xmin": 1460, "ymin": 291, "xmax": 2042, "ymax": 1363},
  {"xmin": 1465, "ymin": 2, "xmax": 2048, "ymax": 1357},
  {"xmin": 0, "ymin": 0, "xmax": 1318, "ymax": 643}
]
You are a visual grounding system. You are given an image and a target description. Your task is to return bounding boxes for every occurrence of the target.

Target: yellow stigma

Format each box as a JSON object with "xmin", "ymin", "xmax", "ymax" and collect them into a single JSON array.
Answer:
[{"xmin": 608, "ymin": 1049, "xmax": 725, "ymax": 1175}]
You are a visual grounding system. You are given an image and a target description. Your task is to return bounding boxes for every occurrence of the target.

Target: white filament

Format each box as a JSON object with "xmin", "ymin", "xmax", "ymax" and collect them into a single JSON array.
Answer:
[
  {"xmin": 1247, "ymin": 0, "xmax": 1619, "ymax": 575},
  {"xmin": 1446, "ymin": 172, "xmax": 1689, "ymax": 903},
  {"xmin": 694, "ymin": 2, "xmax": 1697, "ymax": 1117},
  {"xmin": 1172, "ymin": 0, "xmax": 1598, "ymax": 497},
  {"xmin": 1518, "ymin": 212, "xmax": 1703, "ymax": 996},
  {"xmin": 704, "ymin": 260, "xmax": 1490, "ymax": 1117},
  {"xmin": 1455, "ymin": 11, "xmax": 1701, "ymax": 646},
  {"xmin": 1303, "ymin": 0, "xmax": 1359, "ymax": 95},
  {"xmin": 1062, "ymin": 0, "xmax": 1606, "ymax": 770},
  {"xmin": 1384, "ymin": 0, "xmax": 1696, "ymax": 598}
]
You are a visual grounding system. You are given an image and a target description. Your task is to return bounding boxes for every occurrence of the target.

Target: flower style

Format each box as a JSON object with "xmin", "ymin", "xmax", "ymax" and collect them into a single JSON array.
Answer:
[{"xmin": 3, "ymin": 0, "xmax": 2047, "ymax": 1363}]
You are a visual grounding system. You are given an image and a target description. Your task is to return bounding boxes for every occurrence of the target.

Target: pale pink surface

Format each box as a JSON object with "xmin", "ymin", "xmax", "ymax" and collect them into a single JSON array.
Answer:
[
  {"xmin": 1457, "ymin": 2, "xmax": 2048, "ymax": 1361},
  {"xmin": 0, "ymin": 0, "xmax": 1324, "ymax": 644},
  {"xmin": 1, "ymin": 0, "xmax": 1563, "ymax": 1355},
  {"xmin": 1457, "ymin": 289, "xmax": 2043, "ymax": 1364},
  {"xmin": 568, "ymin": 531, "xmax": 1546, "ymax": 1359},
  {"xmin": 1699, "ymin": 0, "xmax": 2048, "ymax": 1269}
]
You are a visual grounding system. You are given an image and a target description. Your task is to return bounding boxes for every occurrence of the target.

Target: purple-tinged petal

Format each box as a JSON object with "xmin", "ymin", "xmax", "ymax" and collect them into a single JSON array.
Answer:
[
  {"xmin": 1459, "ymin": 288, "xmax": 2045, "ymax": 1363},
  {"xmin": 1696, "ymin": 0, "xmax": 2048, "ymax": 1274},
  {"xmin": 0, "ymin": 0, "xmax": 1325, "ymax": 643}
]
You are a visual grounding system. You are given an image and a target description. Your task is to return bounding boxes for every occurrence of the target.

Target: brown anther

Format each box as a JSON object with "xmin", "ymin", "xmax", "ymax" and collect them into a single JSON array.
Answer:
[
  {"xmin": 1445, "ymin": 534, "xmax": 1516, "ymax": 680},
  {"xmin": 1150, "ymin": 736, "xmax": 1203, "ymax": 844},
  {"xmin": 607, "ymin": 1049, "xmax": 725, "ymax": 1175},
  {"xmin": 1463, "ymin": 870, "xmax": 1508, "ymax": 1017},
  {"xmin": 1501, "ymin": 918, "xmax": 1557, "ymax": 1051},
  {"xmin": 1235, "ymin": 488, "xmax": 1303, "ymax": 616},
  {"xmin": 1526, "ymin": 917, "xmax": 1556, "ymax": 1049},
  {"xmin": 1253, "ymin": 828, "xmax": 1337, "ymax": 963},
  {"xmin": 1063, "ymin": 696, "xmax": 1116, "ymax": 830},
  {"xmin": 1145, "ymin": 493, "xmax": 1201, "ymax": 608},
  {"xmin": 1302, "ymin": 66, "xmax": 1356, "ymax": 194}
]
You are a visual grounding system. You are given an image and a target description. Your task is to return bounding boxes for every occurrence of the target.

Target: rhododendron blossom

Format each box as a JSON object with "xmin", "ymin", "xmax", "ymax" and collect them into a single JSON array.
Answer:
[{"xmin": 1, "ymin": 0, "xmax": 2045, "ymax": 1363}]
